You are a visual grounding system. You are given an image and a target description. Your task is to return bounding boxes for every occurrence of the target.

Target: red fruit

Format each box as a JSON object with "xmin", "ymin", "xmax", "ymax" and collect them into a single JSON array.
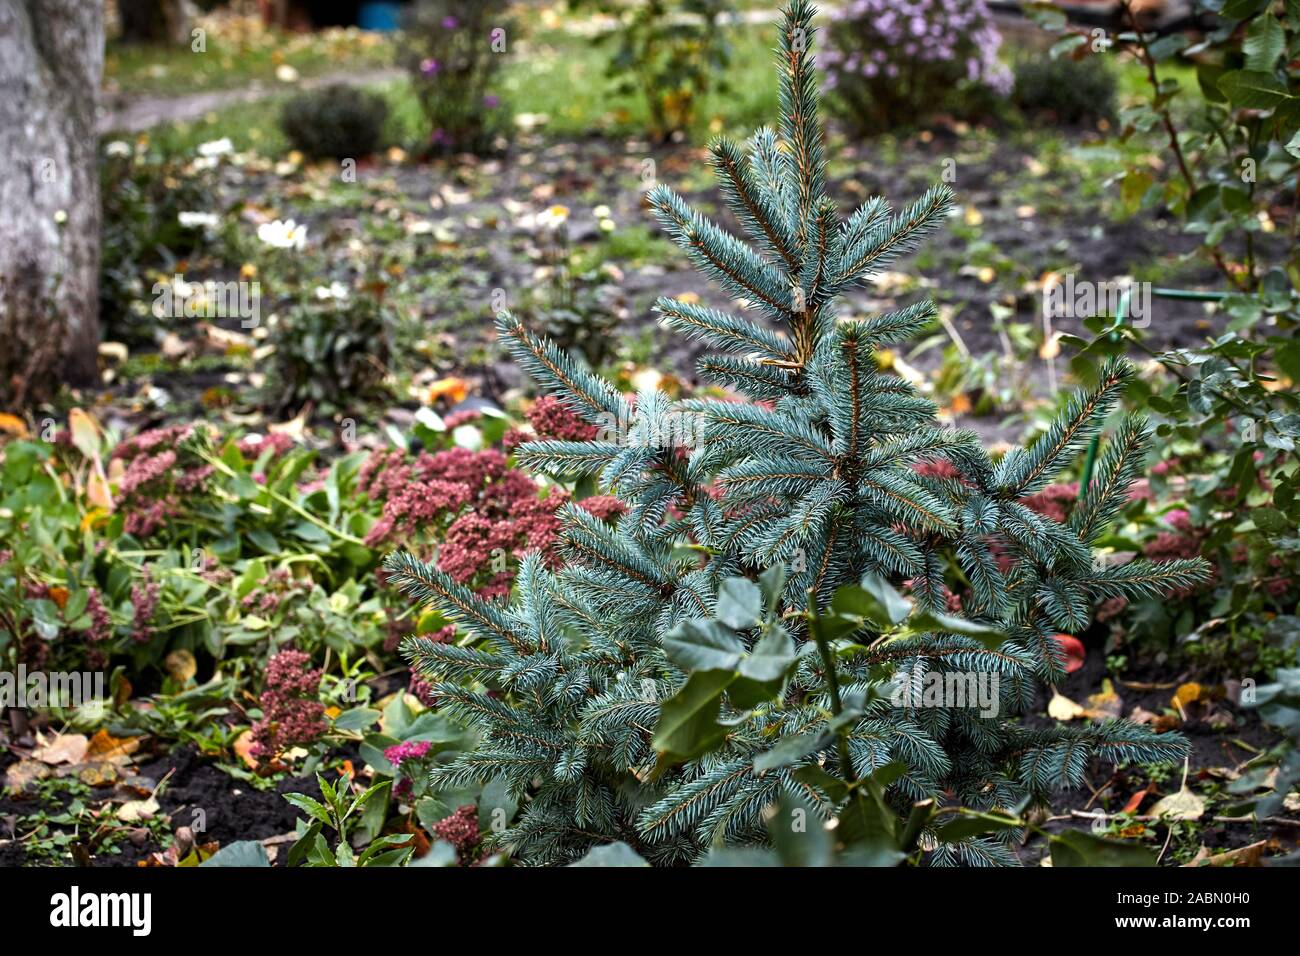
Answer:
[{"xmin": 1053, "ymin": 634, "xmax": 1086, "ymax": 674}]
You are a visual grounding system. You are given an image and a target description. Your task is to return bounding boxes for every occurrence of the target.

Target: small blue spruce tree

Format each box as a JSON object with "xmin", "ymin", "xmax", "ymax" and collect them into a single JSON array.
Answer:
[{"xmin": 385, "ymin": 0, "xmax": 1207, "ymax": 865}]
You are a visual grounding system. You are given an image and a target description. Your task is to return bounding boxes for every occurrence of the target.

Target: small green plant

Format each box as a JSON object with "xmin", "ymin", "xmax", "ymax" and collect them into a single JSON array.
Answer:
[
  {"xmin": 283, "ymin": 775, "xmax": 410, "ymax": 867},
  {"xmin": 1231, "ymin": 666, "xmax": 1300, "ymax": 830},
  {"xmin": 278, "ymin": 84, "xmax": 389, "ymax": 160}
]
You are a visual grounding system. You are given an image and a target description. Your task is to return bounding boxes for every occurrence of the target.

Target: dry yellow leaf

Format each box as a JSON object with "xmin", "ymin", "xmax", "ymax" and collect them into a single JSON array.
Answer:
[
  {"xmin": 1085, "ymin": 678, "xmax": 1123, "ymax": 720},
  {"xmin": 86, "ymin": 728, "xmax": 141, "ymax": 763},
  {"xmin": 233, "ymin": 729, "xmax": 259, "ymax": 770},
  {"xmin": 1172, "ymin": 682, "xmax": 1205, "ymax": 708},
  {"xmin": 5, "ymin": 759, "xmax": 51, "ymax": 793},
  {"xmin": 164, "ymin": 649, "xmax": 197, "ymax": 683},
  {"xmin": 86, "ymin": 470, "xmax": 114, "ymax": 510},
  {"xmin": 1184, "ymin": 839, "xmax": 1270, "ymax": 867},
  {"xmin": 0, "ymin": 412, "xmax": 29, "ymax": 438},
  {"xmin": 428, "ymin": 376, "xmax": 470, "ymax": 405},
  {"xmin": 1047, "ymin": 689, "xmax": 1087, "ymax": 721},
  {"xmin": 81, "ymin": 507, "xmax": 110, "ymax": 532},
  {"xmin": 117, "ymin": 796, "xmax": 160, "ymax": 822},
  {"xmin": 1149, "ymin": 786, "xmax": 1205, "ymax": 821},
  {"xmin": 32, "ymin": 733, "xmax": 89, "ymax": 766},
  {"xmin": 68, "ymin": 407, "xmax": 101, "ymax": 459}
]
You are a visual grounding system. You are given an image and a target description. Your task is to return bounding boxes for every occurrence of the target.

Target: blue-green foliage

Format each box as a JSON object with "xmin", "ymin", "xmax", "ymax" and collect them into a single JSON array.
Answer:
[{"xmin": 385, "ymin": 1, "xmax": 1208, "ymax": 866}]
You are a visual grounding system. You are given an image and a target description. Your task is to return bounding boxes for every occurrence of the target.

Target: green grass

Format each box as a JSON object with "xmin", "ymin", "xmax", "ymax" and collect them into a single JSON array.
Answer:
[
  {"xmin": 121, "ymin": 21, "xmax": 780, "ymax": 157},
  {"xmin": 106, "ymin": 27, "xmax": 396, "ymax": 96}
]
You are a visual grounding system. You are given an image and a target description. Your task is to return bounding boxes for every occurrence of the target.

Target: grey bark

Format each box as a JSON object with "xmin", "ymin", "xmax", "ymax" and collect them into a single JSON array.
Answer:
[{"xmin": 0, "ymin": 0, "xmax": 103, "ymax": 406}]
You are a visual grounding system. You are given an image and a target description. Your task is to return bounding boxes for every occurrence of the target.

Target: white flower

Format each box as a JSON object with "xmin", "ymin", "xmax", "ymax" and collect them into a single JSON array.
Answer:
[
  {"xmin": 537, "ymin": 204, "xmax": 570, "ymax": 230},
  {"xmin": 105, "ymin": 140, "xmax": 131, "ymax": 158},
  {"xmin": 592, "ymin": 205, "xmax": 612, "ymax": 220},
  {"xmin": 275, "ymin": 64, "xmax": 300, "ymax": 83},
  {"xmin": 314, "ymin": 281, "xmax": 349, "ymax": 301},
  {"xmin": 257, "ymin": 219, "xmax": 307, "ymax": 250},
  {"xmin": 178, "ymin": 211, "xmax": 219, "ymax": 230},
  {"xmin": 198, "ymin": 137, "xmax": 233, "ymax": 158},
  {"xmin": 598, "ymin": 218, "xmax": 616, "ymax": 233}
]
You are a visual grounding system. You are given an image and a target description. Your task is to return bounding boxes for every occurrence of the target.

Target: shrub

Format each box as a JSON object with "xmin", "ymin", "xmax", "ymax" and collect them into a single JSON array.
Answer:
[
  {"xmin": 388, "ymin": 1, "xmax": 1205, "ymax": 866},
  {"xmin": 1013, "ymin": 53, "xmax": 1116, "ymax": 126},
  {"xmin": 1071, "ymin": 320, "xmax": 1300, "ymax": 677},
  {"xmin": 1032, "ymin": 1, "xmax": 1300, "ymax": 293},
  {"xmin": 278, "ymin": 84, "xmax": 389, "ymax": 160},
  {"xmin": 819, "ymin": 0, "xmax": 1012, "ymax": 134},
  {"xmin": 99, "ymin": 140, "xmax": 224, "ymax": 345},
  {"xmin": 570, "ymin": 0, "xmax": 731, "ymax": 140},
  {"xmin": 397, "ymin": 0, "xmax": 512, "ymax": 155},
  {"xmin": 267, "ymin": 288, "xmax": 394, "ymax": 411}
]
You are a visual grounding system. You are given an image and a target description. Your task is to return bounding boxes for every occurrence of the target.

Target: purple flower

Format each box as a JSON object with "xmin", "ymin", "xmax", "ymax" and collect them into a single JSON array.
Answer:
[
  {"xmin": 420, "ymin": 57, "xmax": 440, "ymax": 77},
  {"xmin": 483, "ymin": 94, "xmax": 500, "ymax": 109},
  {"xmin": 441, "ymin": 15, "xmax": 459, "ymax": 30}
]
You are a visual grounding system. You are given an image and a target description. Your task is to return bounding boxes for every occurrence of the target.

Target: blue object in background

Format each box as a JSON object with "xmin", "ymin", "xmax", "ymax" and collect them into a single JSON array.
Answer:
[{"xmin": 357, "ymin": 2, "xmax": 402, "ymax": 31}]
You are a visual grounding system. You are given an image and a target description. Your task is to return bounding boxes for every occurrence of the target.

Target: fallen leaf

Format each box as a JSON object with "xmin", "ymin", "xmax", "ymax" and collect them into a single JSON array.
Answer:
[
  {"xmin": 68, "ymin": 408, "xmax": 101, "ymax": 460},
  {"xmin": 1085, "ymin": 679, "xmax": 1123, "ymax": 720},
  {"xmin": 86, "ymin": 472, "xmax": 113, "ymax": 510},
  {"xmin": 268, "ymin": 410, "xmax": 308, "ymax": 440},
  {"xmin": 1048, "ymin": 689, "xmax": 1087, "ymax": 721},
  {"xmin": 1128, "ymin": 706, "xmax": 1159, "ymax": 725},
  {"xmin": 1172, "ymin": 682, "xmax": 1206, "ymax": 709},
  {"xmin": 5, "ymin": 759, "xmax": 51, "ymax": 793},
  {"xmin": 32, "ymin": 733, "xmax": 89, "ymax": 766},
  {"xmin": 946, "ymin": 392, "xmax": 973, "ymax": 415},
  {"xmin": 1184, "ymin": 839, "xmax": 1271, "ymax": 868},
  {"xmin": 428, "ymin": 376, "xmax": 469, "ymax": 405},
  {"xmin": 233, "ymin": 730, "xmax": 259, "ymax": 770},
  {"xmin": 1148, "ymin": 786, "xmax": 1205, "ymax": 821},
  {"xmin": 117, "ymin": 796, "xmax": 160, "ymax": 822},
  {"xmin": 0, "ymin": 412, "xmax": 29, "ymax": 438},
  {"xmin": 77, "ymin": 761, "xmax": 122, "ymax": 787},
  {"xmin": 164, "ymin": 649, "xmax": 197, "ymax": 683},
  {"xmin": 1122, "ymin": 788, "xmax": 1150, "ymax": 814},
  {"xmin": 1200, "ymin": 766, "xmax": 1241, "ymax": 782},
  {"xmin": 86, "ymin": 728, "xmax": 141, "ymax": 763}
]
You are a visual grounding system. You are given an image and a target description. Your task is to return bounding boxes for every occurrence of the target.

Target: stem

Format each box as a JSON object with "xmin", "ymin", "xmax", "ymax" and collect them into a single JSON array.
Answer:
[
  {"xmin": 197, "ymin": 449, "xmax": 368, "ymax": 547},
  {"xmin": 1119, "ymin": 0, "xmax": 1245, "ymax": 290},
  {"xmin": 808, "ymin": 595, "xmax": 854, "ymax": 778}
]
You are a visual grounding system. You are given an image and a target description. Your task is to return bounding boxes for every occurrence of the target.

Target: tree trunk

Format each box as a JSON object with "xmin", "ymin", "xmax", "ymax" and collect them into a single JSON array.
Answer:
[{"xmin": 0, "ymin": 0, "xmax": 103, "ymax": 407}]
